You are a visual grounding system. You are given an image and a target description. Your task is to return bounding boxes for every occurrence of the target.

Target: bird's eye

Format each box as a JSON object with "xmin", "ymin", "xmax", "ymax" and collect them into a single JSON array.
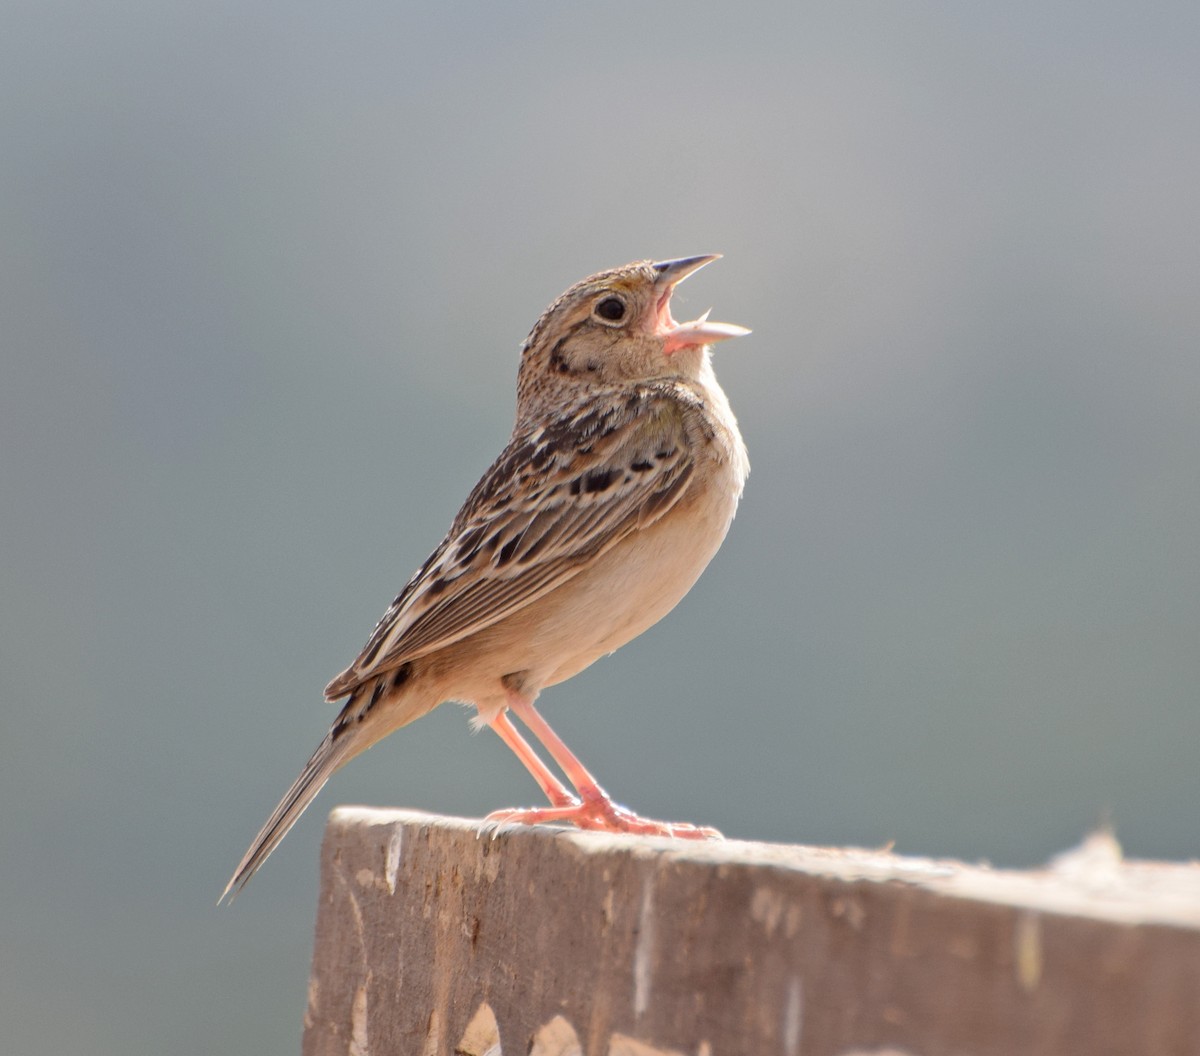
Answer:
[{"xmin": 593, "ymin": 296, "xmax": 627, "ymax": 324}]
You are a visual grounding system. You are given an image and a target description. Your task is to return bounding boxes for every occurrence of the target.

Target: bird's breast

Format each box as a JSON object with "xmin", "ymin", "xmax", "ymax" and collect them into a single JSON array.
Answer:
[{"xmin": 534, "ymin": 437, "xmax": 744, "ymax": 688}]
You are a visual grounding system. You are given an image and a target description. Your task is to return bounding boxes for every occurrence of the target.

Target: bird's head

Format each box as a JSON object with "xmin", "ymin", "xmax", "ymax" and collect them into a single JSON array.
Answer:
[{"xmin": 516, "ymin": 256, "xmax": 749, "ymax": 417}]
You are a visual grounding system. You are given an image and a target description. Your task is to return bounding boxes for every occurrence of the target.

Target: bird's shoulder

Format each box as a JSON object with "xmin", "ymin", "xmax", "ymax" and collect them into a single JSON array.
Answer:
[{"xmin": 453, "ymin": 380, "xmax": 712, "ymax": 531}]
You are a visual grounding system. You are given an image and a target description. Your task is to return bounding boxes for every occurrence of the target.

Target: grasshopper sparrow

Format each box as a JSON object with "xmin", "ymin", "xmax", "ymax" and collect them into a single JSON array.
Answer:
[{"xmin": 222, "ymin": 256, "xmax": 749, "ymax": 900}]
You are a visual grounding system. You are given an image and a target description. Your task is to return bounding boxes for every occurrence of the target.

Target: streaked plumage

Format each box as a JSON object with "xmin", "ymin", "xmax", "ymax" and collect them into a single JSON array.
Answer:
[{"xmin": 222, "ymin": 256, "xmax": 749, "ymax": 901}]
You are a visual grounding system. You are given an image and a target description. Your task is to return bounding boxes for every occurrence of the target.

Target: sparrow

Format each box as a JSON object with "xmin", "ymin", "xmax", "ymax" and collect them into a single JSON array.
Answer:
[{"xmin": 222, "ymin": 255, "xmax": 749, "ymax": 901}]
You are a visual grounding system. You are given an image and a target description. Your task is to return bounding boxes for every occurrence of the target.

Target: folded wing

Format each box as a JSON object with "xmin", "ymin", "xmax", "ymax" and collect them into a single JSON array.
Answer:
[{"xmin": 325, "ymin": 388, "xmax": 698, "ymax": 700}]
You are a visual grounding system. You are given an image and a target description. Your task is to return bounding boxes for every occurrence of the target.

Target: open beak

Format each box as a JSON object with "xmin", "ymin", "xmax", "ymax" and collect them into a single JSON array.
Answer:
[{"xmin": 650, "ymin": 255, "xmax": 751, "ymax": 355}]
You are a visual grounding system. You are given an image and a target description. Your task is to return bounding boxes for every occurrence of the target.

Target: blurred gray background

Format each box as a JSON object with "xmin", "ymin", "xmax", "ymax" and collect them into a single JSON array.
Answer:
[{"xmin": 3, "ymin": 2, "xmax": 1198, "ymax": 1053}]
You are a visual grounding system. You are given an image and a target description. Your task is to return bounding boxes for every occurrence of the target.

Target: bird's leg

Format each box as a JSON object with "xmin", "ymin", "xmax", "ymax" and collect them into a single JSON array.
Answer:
[
  {"xmin": 485, "ymin": 711, "xmax": 578, "ymax": 809},
  {"xmin": 490, "ymin": 692, "xmax": 722, "ymax": 840},
  {"xmin": 506, "ymin": 694, "xmax": 609, "ymax": 804}
]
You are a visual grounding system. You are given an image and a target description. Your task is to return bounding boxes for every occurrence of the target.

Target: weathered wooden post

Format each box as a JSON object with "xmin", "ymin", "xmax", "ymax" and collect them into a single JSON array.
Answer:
[{"xmin": 303, "ymin": 808, "xmax": 1200, "ymax": 1056}]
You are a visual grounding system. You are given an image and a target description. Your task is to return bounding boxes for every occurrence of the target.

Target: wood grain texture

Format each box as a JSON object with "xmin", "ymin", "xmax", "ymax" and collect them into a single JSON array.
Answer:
[{"xmin": 302, "ymin": 810, "xmax": 1200, "ymax": 1056}]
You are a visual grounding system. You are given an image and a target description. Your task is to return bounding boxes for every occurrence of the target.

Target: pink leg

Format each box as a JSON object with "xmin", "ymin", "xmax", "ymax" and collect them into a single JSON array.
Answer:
[
  {"xmin": 486, "ymin": 711, "xmax": 578, "ymax": 808},
  {"xmin": 505, "ymin": 695, "xmax": 607, "ymax": 801},
  {"xmin": 489, "ymin": 692, "xmax": 722, "ymax": 840}
]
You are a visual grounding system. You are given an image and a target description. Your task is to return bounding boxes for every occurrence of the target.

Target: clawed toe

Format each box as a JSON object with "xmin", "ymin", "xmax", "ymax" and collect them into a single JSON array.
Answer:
[
  {"xmin": 650, "ymin": 819, "xmax": 724, "ymax": 840},
  {"xmin": 481, "ymin": 802, "xmax": 583, "ymax": 837},
  {"xmin": 475, "ymin": 817, "xmax": 511, "ymax": 841},
  {"xmin": 579, "ymin": 802, "xmax": 724, "ymax": 840},
  {"xmin": 480, "ymin": 795, "xmax": 722, "ymax": 841}
]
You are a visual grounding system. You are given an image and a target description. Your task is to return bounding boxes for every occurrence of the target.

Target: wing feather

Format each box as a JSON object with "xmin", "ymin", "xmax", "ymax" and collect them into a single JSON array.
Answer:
[{"xmin": 325, "ymin": 388, "xmax": 700, "ymax": 700}]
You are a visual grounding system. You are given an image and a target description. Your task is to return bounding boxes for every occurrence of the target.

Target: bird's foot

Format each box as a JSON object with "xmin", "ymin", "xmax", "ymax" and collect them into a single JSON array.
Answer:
[
  {"xmin": 479, "ymin": 800, "xmax": 581, "ymax": 839},
  {"xmin": 483, "ymin": 791, "xmax": 722, "ymax": 841},
  {"xmin": 574, "ymin": 796, "xmax": 724, "ymax": 840}
]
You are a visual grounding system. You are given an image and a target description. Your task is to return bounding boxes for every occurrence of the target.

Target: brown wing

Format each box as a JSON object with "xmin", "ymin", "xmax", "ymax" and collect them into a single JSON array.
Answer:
[{"xmin": 325, "ymin": 388, "xmax": 698, "ymax": 700}]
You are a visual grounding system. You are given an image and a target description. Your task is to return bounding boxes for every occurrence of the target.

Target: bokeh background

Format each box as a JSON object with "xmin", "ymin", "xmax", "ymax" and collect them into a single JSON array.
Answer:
[{"xmin": 4, "ymin": 3, "xmax": 1198, "ymax": 1053}]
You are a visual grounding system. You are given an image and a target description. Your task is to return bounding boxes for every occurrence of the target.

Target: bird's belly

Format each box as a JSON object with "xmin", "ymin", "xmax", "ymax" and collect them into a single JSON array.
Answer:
[
  {"xmin": 536, "ymin": 503, "xmax": 730, "ymax": 686},
  {"xmin": 440, "ymin": 458, "xmax": 742, "ymax": 710}
]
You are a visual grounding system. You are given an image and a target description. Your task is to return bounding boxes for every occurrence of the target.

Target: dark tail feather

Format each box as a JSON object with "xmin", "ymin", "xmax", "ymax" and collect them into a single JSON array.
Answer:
[
  {"xmin": 221, "ymin": 666, "xmax": 430, "ymax": 903},
  {"xmin": 219, "ymin": 721, "xmax": 358, "ymax": 904}
]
